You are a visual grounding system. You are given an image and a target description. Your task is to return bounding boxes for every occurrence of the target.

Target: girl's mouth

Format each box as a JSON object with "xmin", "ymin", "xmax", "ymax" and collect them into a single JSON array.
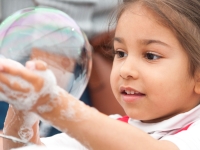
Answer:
[
  {"xmin": 120, "ymin": 87, "xmax": 145, "ymax": 102},
  {"xmin": 122, "ymin": 90, "xmax": 144, "ymax": 95}
]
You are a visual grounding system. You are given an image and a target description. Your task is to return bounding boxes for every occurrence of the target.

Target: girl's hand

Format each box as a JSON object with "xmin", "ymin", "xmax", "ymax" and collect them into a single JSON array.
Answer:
[{"xmin": 0, "ymin": 58, "xmax": 57, "ymax": 111}]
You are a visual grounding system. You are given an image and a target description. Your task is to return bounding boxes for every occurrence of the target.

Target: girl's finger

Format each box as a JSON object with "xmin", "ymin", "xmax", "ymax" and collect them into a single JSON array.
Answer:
[
  {"xmin": 26, "ymin": 60, "xmax": 47, "ymax": 71},
  {"xmin": 0, "ymin": 73, "xmax": 30, "ymax": 92},
  {"xmin": 2, "ymin": 64, "xmax": 36, "ymax": 82},
  {"xmin": 0, "ymin": 63, "xmax": 44, "ymax": 92}
]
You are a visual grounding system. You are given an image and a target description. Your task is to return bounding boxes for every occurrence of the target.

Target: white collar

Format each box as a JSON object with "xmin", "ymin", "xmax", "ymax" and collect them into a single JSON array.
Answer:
[{"xmin": 128, "ymin": 104, "xmax": 200, "ymax": 134}]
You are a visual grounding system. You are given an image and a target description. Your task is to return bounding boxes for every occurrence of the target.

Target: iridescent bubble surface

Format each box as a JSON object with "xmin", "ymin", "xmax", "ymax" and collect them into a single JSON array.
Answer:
[{"xmin": 0, "ymin": 7, "xmax": 92, "ymax": 99}]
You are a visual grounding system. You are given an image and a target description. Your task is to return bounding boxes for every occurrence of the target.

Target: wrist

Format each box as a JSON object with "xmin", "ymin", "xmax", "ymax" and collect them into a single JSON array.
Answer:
[{"xmin": 4, "ymin": 105, "xmax": 39, "ymax": 142}]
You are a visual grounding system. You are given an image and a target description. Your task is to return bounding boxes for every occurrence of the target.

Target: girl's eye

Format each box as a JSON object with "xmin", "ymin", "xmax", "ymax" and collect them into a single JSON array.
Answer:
[
  {"xmin": 114, "ymin": 50, "xmax": 128, "ymax": 58},
  {"xmin": 145, "ymin": 52, "xmax": 161, "ymax": 60}
]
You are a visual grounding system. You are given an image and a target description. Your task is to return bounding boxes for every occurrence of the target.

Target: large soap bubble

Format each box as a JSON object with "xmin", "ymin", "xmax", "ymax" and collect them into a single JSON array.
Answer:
[{"xmin": 0, "ymin": 7, "xmax": 92, "ymax": 99}]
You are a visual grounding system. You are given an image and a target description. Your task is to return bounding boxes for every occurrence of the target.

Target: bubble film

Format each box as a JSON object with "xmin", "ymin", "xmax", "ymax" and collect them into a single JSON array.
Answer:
[{"xmin": 0, "ymin": 7, "xmax": 92, "ymax": 99}]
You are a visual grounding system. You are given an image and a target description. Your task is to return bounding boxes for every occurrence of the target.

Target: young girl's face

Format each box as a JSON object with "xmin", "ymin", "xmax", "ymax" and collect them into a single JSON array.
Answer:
[{"xmin": 110, "ymin": 3, "xmax": 200, "ymax": 123}]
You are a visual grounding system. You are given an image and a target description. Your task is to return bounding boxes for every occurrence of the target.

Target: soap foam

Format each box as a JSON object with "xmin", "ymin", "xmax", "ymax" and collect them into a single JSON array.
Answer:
[
  {"xmin": 0, "ymin": 62, "xmax": 57, "ymax": 141},
  {"xmin": 18, "ymin": 126, "xmax": 33, "ymax": 141},
  {"xmin": 0, "ymin": 68, "xmax": 57, "ymax": 110},
  {"xmin": 18, "ymin": 112, "xmax": 38, "ymax": 141},
  {"xmin": 36, "ymin": 85, "xmax": 61, "ymax": 114}
]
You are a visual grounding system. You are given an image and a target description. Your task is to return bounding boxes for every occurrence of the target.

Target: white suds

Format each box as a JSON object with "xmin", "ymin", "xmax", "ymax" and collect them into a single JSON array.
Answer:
[
  {"xmin": 3, "ymin": 108, "xmax": 39, "ymax": 143},
  {"xmin": 17, "ymin": 112, "xmax": 38, "ymax": 141},
  {"xmin": 60, "ymin": 98, "xmax": 76, "ymax": 120},
  {"xmin": 18, "ymin": 126, "xmax": 33, "ymax": 141},
  {"xmin": 56, "ymin": 89, "xmax": 81, "ymax": 121},
  {"xmin": 36, "ymin": 85, "xmax": 61, "ymax": 114},
  {"xmin": 58, "ymin": 93, "xmax": 96, "ymax": 122},
  {"xmin": 37, "ymin": 105, "xmax": 53, "ymax": 114},
  {"xmin": 0, "ymin": 68, "xmax": 57, "ymax": 110}
]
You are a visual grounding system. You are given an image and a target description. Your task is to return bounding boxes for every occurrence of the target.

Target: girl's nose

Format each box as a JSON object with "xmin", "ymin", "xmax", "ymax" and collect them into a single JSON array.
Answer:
[{"xmin": 119, "ymin": 59, "xmax": 139, "ymax": 80}]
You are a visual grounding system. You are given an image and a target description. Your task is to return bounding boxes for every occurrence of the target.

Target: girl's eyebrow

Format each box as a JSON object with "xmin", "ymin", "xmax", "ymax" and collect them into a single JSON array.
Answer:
[
  {"xmin": 114, "ymin": 37, "xmax": 170, "ymax": 48},
  {"xmin": 114, "ymin": 37, "xmax": 124, "ymax": 43},
  {"xmin": 140, "ymin": 39, "xmax": 170, "ymax": 47}
]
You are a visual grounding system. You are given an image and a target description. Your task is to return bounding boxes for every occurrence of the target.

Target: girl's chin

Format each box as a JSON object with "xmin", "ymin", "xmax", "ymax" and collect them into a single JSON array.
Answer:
[{"xmin": 124, "ymin": 111, "xmax": 157, "ymax": 123}]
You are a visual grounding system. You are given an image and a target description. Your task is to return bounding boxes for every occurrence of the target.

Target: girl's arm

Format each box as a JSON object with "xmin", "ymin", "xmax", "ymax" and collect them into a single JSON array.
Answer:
[
  {"xmin": 2, "ymin": 60, "xmax": 47, "ymax": 150},
  {"xmin": 0, "ymin": 60, "xmax": 179, "ymax": 150},
  {"xmin": 33, "ymin": 88, "xmax": 179, "ymax": 150},
  {"xmin": 3, "ymin": 106, "xmax": 41, "ymax": 150}
]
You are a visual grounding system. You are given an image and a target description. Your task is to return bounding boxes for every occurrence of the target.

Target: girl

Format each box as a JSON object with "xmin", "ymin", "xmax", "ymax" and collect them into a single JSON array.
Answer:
[{"xmin": 2, "ymin": 0, "xmax": 200, "ymax": 149}]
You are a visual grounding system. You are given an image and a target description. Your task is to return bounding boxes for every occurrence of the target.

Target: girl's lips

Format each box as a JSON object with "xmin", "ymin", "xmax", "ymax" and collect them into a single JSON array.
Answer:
[
  {"xmin": 120, "ymin": 86, "xmax": 145, "ymax": 102},
  {"xmin": 121, "ymin": 93, "xmax": 145, "ymax": 102},
  {"xmin": 120, "ymin": 86, "xmax": 144, "ymax": 94}
]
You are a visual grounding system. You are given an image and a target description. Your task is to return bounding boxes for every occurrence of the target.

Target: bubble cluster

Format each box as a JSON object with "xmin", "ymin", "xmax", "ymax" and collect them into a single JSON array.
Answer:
[{"xmin": 0, "ymin": 7, "xmax": 92, "ymax": 99}]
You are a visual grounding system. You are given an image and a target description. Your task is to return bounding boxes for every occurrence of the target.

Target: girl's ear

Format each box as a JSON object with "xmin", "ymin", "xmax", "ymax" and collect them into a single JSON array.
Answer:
[{"xmin": 194, "ymin": 71, "xmax": 200, "ymax": 94}]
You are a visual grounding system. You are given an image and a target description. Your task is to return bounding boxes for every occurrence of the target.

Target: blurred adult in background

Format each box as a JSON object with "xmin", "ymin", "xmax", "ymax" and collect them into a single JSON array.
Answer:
[{"xmin": 0, "ymin": 0, "xmax": 124, "ymax": 140}]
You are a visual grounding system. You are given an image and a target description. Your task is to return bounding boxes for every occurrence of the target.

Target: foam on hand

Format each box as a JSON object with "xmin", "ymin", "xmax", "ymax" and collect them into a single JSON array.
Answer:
[
  {"xmin": 0, "ymin": 58, "xmax": 57, "ymax": 111},
  {"xmin": 18, "ymin": 112, "xmax": 38, "ymax": 141}
]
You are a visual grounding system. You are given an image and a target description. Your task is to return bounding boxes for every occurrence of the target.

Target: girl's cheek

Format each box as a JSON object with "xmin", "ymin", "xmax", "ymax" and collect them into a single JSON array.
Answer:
[{"xmin": 110, "ymin": 70, "xmax": 118, "ymax": 96}]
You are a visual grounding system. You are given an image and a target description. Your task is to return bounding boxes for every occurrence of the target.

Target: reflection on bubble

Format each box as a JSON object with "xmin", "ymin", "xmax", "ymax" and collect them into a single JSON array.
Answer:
[{"xmin": 0, "ymin": 7, "xmax": 92, "ymax": 99}]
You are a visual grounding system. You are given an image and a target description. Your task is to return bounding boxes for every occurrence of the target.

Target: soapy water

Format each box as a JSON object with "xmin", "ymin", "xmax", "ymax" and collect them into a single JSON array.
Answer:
[
  {"xmin": 0, "ymin": 63, "xmax": 58, "ymax": 110},
  {"xmin": 0, "ymin": 62, "xmax": 59, "ymax": 144},
  {"xmin": 0, "ymin": 7, "xmax": 92, "ymax": 145},
  {"xmin": 2, "ymin": 109, "xmax": 37, "ymax": 145},
  {"xmin": 18, "ymin": 112, "xmax": 39, "ymax": 141}
]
